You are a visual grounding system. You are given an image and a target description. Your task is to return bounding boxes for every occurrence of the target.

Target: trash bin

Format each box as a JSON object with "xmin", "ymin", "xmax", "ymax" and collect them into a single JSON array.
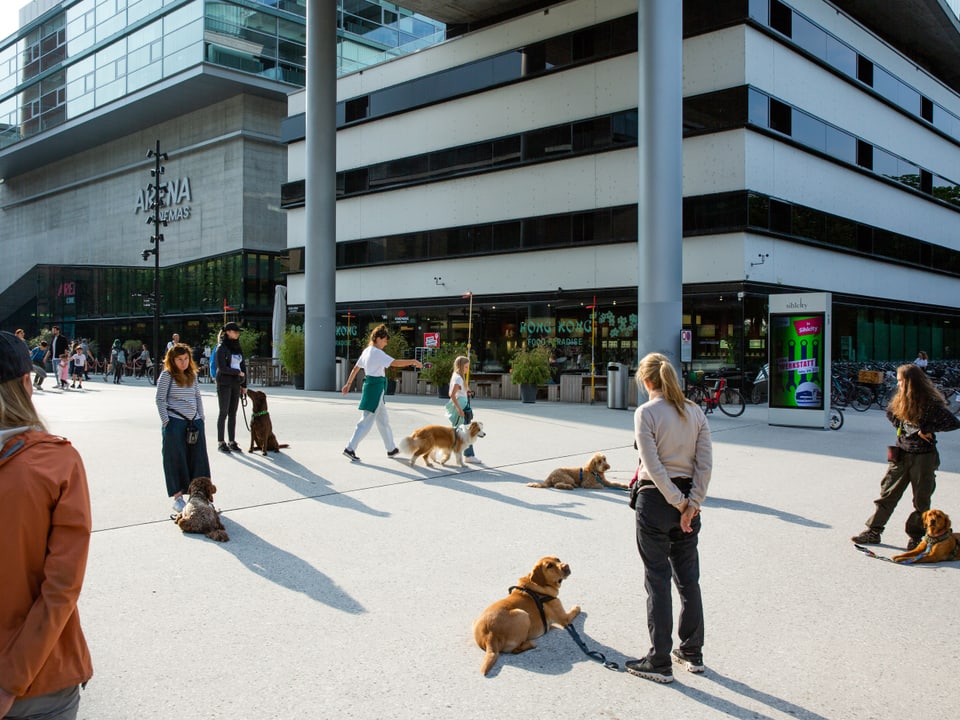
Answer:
[
  {"xmin": 335, "ymin": 357, "xmax": 345, "ymax": 388},
  {"xmin": 607, "ymin": 362, "xmax": 629, "ymax": 409}
]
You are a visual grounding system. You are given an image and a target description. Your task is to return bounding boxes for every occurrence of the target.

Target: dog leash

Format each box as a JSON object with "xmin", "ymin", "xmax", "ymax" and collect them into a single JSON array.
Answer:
[
  {"xmin": 240, "ymin": 393, "xmax": 251, "ymax": 432},
  {"xmin": 853, "ymin": 543, "xmax": 932, "ymax": 564},
  {"xmin": 508, "ymin": 585, "xmax": 618, "ymax": 671}
]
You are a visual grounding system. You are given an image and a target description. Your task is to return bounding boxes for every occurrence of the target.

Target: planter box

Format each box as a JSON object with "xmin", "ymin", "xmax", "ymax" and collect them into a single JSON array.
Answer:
[{"xmin": 858, "ymin": 370, "xmax": 884, "ymax": 384}]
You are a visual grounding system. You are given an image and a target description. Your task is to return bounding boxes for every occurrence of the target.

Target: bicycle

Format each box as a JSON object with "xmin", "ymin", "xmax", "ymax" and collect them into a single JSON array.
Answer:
[
  {"xmin": 686, "ymin": 376, "xmax": 745, "ymax": 417},
  {"xmin": 829, "ymin": 402, "xmax": 844, "ymax": 430},
  {"xmin": 751, "ymin": 364, "xmax": 768, "ymax": 404}
]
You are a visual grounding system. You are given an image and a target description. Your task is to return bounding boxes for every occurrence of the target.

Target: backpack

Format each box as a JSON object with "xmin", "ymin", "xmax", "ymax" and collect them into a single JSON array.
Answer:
[
  {"xmin": 209, "ymin": 344, "xmax": 220, "ymax": 379},
  {"xmin": 117, "ymin": 349, "xmax": 126, "ymax": 364}
]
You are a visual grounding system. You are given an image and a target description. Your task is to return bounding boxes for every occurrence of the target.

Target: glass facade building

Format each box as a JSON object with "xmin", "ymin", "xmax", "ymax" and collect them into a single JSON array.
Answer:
[{"xmin": 0, "ymin": 1, "xmax": 443, "ymax": 150}]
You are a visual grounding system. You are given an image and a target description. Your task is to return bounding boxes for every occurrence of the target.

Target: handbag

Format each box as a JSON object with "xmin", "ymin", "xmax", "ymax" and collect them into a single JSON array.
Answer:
[{"xmin": 445, "ymin": 399, "xmax": 461, "ymax": 425}]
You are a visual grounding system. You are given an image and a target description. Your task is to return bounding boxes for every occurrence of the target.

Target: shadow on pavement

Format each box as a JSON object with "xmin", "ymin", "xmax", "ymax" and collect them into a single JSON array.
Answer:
[{"xmin": 708, "ymin": 496, "xmax": 831, "ymax": 529}]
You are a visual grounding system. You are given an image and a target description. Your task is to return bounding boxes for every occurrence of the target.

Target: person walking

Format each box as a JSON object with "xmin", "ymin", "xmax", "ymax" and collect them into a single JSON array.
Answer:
[
  {"xmin": 58, "ymin": 351, "xmax": 70, "ymax": 390},
  {"xmin": 0, "ymin": 331, "xmax": 94, "ymax": 719},
  {"xmin": 448, "ymin": 354, "xmax": 480, "ymax": 464},
  {"xmin": 30, "ymin": 340, "xmax": 48, "ymax": 390},
  {"xmin": 69, "ymin": 343, "xmax": 87, "ymax": 389},
  {"xmin": 157, "ymin": 343, "xmax": 210, "ymax": 513},
  {"xmin": 341, "ymin": 324, "xmax": 422, "ymax": 461},
  {"xmin": 851, "ymin": 362, "xmax": 960, "ymax": 549},
  {"xmin": 110, "ymin": 339, "xmax": 125, "ymax": 384},
  {"xmin": 44, "ymin": 325, "xmax": 70, "ymax": 376},
  {"xmin": 166, "ymin": 333, "xmax": 180, "ymax": 355},
  {"xmin": 626, "ymin": 352, "xmax": 712, "ymax": 684},
  {"xmin": 214, "ymin": 322, "xmax": 246, "ymax": 453}
]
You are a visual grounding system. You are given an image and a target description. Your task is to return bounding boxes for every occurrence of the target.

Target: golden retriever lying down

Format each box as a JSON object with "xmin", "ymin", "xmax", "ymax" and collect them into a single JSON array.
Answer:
[
  {"xmin": 172, "ymin": 476, "xmax": 229, "ymax": 542},
  {"xmin": 399, "ymin": 421, "xmax": 485, "ymax": 468},
  {"xmin": 893, "ymin": 509, "xmax": 960, "ymax": 563},
  {"xmin": 472, "ymin": 556, "xmax": 581, "ymax": 675},
  {"xmin": 528, "ymin": 452, "xmax": 627, "ymax": 490}
]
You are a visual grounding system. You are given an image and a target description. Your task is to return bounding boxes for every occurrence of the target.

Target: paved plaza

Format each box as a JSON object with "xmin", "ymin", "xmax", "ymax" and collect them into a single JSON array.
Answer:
[{"xmin": 31, "ymin": 379, "xmax": 960, "ymax": 719}]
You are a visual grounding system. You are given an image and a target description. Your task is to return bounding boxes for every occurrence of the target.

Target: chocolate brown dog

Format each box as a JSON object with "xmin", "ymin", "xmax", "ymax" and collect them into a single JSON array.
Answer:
[
  {"xmin": 245, "ymin": 389, "xmax": 289, "ymax": 456},
  {"xmin": 173, "ymin": 477, "xmax": 229, "ymax": 542},
  {"xmin": 472, "ymin": 556, "xmax": 581, "ymax": 675}
]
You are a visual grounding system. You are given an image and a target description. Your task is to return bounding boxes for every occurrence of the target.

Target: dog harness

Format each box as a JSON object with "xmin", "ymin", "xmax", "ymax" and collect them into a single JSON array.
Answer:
[
  {"xmin": 579, "ymin": 468, "xmax": 603, "ymax": 485},
  {"xmin": 507, "ymin": 585, "xmax": 554, "ymax": 632},
  {"xmin": 923, "ymin": 528, "xmax": 960, "ymax": 561}
]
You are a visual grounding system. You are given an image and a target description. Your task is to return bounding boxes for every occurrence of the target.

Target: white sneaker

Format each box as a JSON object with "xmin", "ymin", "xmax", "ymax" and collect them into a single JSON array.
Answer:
[
  {"xmin": 464, "ymin": 456, "xmax": 482, "ymax": 464},
  {"xmin": 172, "ymin": 496, "xmax": 186, "ymax": 513}
]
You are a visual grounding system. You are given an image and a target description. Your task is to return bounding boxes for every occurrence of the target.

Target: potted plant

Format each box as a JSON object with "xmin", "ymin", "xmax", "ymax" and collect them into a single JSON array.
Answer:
[
  {"xmin": 510, "ymin": 344, "xmax": 552, "ymax": 403},
  {"xmin": 420, "ymin": 343, "xmax": 471, "ymax": 398},
  {"xmin": 278, "ymin": 328, "xmax": 305, "ymax": 389}
]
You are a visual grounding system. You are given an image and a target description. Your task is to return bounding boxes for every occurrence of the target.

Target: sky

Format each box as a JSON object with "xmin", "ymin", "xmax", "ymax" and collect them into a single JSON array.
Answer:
[{"xmin": 0, "ymin": 4, "xmax": 20, "ymax": 43}]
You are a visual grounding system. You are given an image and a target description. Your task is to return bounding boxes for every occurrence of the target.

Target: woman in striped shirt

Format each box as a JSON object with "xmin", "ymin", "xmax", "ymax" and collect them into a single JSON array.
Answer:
[{"xmin": 156, "ymin": 343, "xmax": 210, "ymax": 513}]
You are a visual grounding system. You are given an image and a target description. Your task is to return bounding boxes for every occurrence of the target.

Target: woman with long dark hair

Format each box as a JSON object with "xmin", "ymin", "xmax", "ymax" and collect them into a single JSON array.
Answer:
[
  {"xmin": 851, "ymin": 363, "xmax": 959, "ymax": 548},
  {"xmin": 627, "ymin": 352, "xmax": 712, "ymax": 684},
  {"xmin": 156, "ymin": 342, "xmax": 210, "ymax": 512},
  {"xmin": 214, "ymin": 322, "xmax": 246, "ymax": 453}
]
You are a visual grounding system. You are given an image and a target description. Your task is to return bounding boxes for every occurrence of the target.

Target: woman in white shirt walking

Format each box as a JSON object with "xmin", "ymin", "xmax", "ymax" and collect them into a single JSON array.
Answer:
[
  {"xmin": 341, "ymin": 325, "xmax": 421, "ymax": 462},
  {"xmin": 626, "ymin": 352, "xmax": 712, "ymax": 684}
]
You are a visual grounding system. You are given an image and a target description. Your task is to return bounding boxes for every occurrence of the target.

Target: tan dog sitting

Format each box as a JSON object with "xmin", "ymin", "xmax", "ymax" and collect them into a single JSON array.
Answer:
[
  {"xmin": 528, "ymin": 452, "xmax": 627, "ymax": 490},
  {"xmin": 173, "ymin": 477, "xmax": 229, "ymax": 542},
  {"xmin": 472, "ymin": 556, "xmax": 581, "ymax": 675},
  {"xmin": 245, "ymin": 389, "xmax": 290, "ymax": 456},
  {"xmin": 893, "ymin": 509, "xmax": 960, "ymax": 563}
]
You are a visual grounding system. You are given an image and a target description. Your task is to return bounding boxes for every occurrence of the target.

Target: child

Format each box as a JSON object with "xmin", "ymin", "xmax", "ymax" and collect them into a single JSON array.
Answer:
[
  {"xmin": 59, "ymin": 351, "xmax": 70, "ymax": 389},
  {"xmin": 70, "ymin": 344, "xmax": 87, "ymax": 389}
]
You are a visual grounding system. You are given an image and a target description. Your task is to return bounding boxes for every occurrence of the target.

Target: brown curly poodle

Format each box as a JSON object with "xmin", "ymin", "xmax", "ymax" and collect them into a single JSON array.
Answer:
[{"xmin": 173, "ymin": 476, "xmax": 229, "ymax": 542}]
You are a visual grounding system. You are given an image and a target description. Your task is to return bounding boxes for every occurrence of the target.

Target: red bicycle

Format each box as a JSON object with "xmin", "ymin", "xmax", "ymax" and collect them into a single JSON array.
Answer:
[{"xmin": 685, "ymin": 376, "xmax": 746, "ymax": 417}]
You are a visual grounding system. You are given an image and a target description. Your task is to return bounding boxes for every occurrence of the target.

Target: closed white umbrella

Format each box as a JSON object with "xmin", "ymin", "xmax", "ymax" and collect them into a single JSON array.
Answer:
[{"xmin": 271, "ymin": 284, "xmax": 287, "ymax": 359}]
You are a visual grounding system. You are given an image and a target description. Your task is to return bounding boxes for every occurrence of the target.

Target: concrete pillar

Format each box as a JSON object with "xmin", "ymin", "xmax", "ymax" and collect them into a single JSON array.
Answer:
[
  {"xmin": 304, "ymin": 0, "xmax": 337, "ymax": 390},
  {"xmin": 637, "ymin": 0, "xmax": 683, "ymax": 368}
]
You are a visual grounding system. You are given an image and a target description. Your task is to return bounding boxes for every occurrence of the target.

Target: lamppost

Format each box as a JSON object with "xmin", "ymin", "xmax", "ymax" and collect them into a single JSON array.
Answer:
[{"xmin": 143, "ymin": 140, "xmax": 168, "ymax": 383}]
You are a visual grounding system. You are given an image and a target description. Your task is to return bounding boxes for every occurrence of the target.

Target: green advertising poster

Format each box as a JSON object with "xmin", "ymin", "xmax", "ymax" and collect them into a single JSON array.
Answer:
[{"xmin": 769, "ymin": 314, "xmax": 825, "ymax": 410}]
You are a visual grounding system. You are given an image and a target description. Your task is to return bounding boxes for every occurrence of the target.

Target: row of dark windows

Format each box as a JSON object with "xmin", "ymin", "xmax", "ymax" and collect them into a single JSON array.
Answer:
[
  {"xmin": 280, "ymin": 109, "xmax": 638, "ymax": 207},
  {"xmin": 686, "ymin": 85, "xmax": 960, "ymax": 209},
  {"xmin": 311, "ymin": 191, "xmax": 960, "ymax": 277},
  {"xmin": 754, "ymin": 0, "xmax": 960, "ymax": 147},
  {"xmin": 686, "ymin": 191, "xmax": 960, "ymax": 276},
  {"xmin": 336, "ymin": 12, "xmax": 638, "ymax": 125}
]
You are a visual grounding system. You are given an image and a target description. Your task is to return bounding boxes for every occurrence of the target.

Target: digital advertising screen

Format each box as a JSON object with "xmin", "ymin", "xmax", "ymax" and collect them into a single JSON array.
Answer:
[{"xmin": 769, "ymin": 313, "xmax": 825, "ymax": 410}]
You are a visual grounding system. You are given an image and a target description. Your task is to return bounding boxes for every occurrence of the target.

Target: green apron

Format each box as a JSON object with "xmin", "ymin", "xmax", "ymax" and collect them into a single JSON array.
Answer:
[{"xmin": 358, "ymin": 376, "xmax": 387, "ymax": 413}]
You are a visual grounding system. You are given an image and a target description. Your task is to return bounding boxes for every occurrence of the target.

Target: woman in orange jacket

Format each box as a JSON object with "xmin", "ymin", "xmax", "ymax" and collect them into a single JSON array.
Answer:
[{"xmin": 0, "ymin": 330, "xmax": 93, "ymax": 719}]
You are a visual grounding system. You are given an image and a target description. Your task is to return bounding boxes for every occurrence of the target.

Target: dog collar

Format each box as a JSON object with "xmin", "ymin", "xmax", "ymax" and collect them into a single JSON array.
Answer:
[
  {"xmin": 578, "ymin": 468, "xmax": 602, "ymax": 483},
  {"xmin": 252, "ymin": 410, "xmax": 269, "ymax": 418},
  {"xmin": 925, "ymin": 528, "xmax": 954, "ymax": 545}
]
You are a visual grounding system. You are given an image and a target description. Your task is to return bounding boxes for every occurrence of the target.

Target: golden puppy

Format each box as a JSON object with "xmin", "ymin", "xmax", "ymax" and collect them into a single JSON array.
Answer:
[
  {"xmin": 173, "ymin": 477, "xmax": 229, "ymax": 542},
  {"xmin": 472, "ymin": 556, "xmax": 581, "ymax": 675},
  {"xmin": 893, "ymin": 509, "xmax": 960, "ymax": 563},
  {"xmin": 245, "ymin": 389, "xmax": 289, "ymax": 456},
  {"xmin": 528, "ymin": 452, "xmax": 627, "ymax": 490},
  {"xmin": 399, "ymin": 421, "xmax": 485, "ymax": 468}
]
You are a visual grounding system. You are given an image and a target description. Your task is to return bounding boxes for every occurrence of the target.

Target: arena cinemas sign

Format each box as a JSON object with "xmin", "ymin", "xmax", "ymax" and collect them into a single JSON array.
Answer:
[{"xmin": 134, "ymin": 177, "xmax": 192, "ymax": 221}]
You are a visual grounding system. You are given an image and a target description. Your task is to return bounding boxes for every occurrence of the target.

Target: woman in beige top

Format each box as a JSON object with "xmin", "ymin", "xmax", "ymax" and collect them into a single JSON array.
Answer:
[{"xmin": 626, "ymin": 353, "xmax": 712, "ymax": 684}]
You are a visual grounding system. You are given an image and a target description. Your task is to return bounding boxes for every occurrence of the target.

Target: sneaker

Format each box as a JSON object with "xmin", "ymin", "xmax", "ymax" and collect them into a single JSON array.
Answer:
[
  {"xmin": 464, "ymin": 456, "xmax": 482, "ymax": 464},
  {"xmin": 228, "ymin": 441, "xmax": 241, "ymax": 452},
  {"xmin": 625, "ymin": 658, "xmax": 673, "ymax": 684},
  {"xmin": 343, "ymin": 447, "xmax": 360, "ymax": 462},
  {"xmin": 218, "ymin": 442, "xmax": 231, "ymax": 453},
  {"xmin": 906, "ymin": 537, "xmax": 921, "ymax": 551},
  {"xmin": 172, "ymin": 496, "xmax": 186, "ymax": 513},
  {"xmin": 851, "ymin": 529, "xmax": 881, "ymax": 544},
  {"xmin": 386, "ymin": 448, "xmax": 400, "ymax": 457},
  {"xmin": 672, "ymin": 649, "xmax": 704, "ymax": 673}
]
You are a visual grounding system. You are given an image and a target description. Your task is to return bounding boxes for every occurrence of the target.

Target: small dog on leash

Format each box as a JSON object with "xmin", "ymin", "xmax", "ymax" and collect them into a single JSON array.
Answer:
[
  {"xmin": 245, "ymin": 389, "xmax": 290, "ymax": 456},
  {"xmin": 527, "ymin": 452, "xmax": 627, "ymax": 490},
  {"xmin": 399, "ymin": 421, "xmax": 485, "ymax": 468},
  {"xmin": 472, "ymin": 556, "xmax": 581, "ymax": 676},
  {"xmin": 172, "ymin": 477, "xmax": 229, "ymax": 542},
  {"xmin": 893, "ymin": 509, "xmax": 960, "ymax": 563}
]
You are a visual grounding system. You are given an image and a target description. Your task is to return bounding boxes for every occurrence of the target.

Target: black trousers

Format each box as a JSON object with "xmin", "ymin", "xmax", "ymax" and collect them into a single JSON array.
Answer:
[
  {"xmin": 162, "ymin": 417, "xmax": 211, "ymax": 496},
  {"xmin": 216, "ymin": 380, "xmax": 243, "ymax": 442},
  {"xmin": 635, "ymin": 480, "xmax": 704, "ymax": 667}
]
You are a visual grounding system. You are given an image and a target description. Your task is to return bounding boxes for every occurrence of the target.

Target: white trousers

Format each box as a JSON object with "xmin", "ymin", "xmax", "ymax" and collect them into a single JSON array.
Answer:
[{"xmin": 347, "ymin": 396, "xmax": 395, "ymax": 452}]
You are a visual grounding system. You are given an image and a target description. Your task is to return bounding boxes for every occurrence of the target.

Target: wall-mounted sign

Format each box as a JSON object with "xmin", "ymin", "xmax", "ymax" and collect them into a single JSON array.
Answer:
[
  {"xmin": 134, "ymin": 177, "xmax": 192, "ymax": 221},
  {"xmin": 423, "ymin": 332, "xmax": 440, "ymax": 348}
]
